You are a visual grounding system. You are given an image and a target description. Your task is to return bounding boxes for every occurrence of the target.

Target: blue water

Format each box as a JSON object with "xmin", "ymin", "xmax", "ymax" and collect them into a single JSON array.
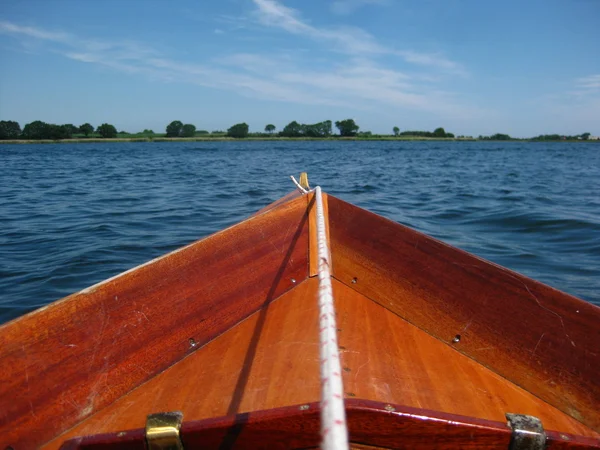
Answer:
[{"xmin": 1, "ymin": 141, "xmax": 599, "ymax": 323}]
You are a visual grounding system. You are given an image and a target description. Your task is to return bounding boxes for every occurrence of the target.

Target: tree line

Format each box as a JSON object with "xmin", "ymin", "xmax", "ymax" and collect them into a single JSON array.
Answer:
[
  {"xmin": 1, "ymin": 118, "xmax": 459, "ymax": 141},
  {"xmin": 476, "ymin": 132, "xmax": 594, "ymax": 141},
  {"xmin": 0, "ymin": 120, "xmax": 118, "ymax": 140},
  {"xmin": 2, "ymin": 119, "xmax": 595, "ymax": 142},
  {"xmin": 226, "ymin": 120, "xmax": 455, "ymax": 138}
]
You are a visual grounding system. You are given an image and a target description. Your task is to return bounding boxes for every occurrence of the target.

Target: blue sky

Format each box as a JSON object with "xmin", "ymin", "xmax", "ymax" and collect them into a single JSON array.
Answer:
[{"xmin": 0, "ymin": 0, "xmax": 599, "ymax": 137}]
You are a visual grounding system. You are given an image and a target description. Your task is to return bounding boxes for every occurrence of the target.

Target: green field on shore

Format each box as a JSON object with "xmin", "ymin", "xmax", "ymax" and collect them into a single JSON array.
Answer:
[
  {"xmin": 3, "ymin": 136, "xmax": 599, "ymax": 144},
  {"xmin": 2, "ymin": 135, "xmax": 476, "ymax": 144}
]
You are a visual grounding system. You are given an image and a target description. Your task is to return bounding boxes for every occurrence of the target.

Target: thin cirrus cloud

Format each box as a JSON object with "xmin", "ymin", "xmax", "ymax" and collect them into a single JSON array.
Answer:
[
  {"xmin": 251, "ymin": 0, "xmax": 466, "ymax": 75},
  {"xmin": 575, "ymin": 75, "xmax": 600, "ymax": 91},
  {"xmin": 0, "ymin": 12, "xmax": 475, "ymax": 116},
  {"xmin": 0, "ymin": 19, "xmax": 344, "ymax": 107}
]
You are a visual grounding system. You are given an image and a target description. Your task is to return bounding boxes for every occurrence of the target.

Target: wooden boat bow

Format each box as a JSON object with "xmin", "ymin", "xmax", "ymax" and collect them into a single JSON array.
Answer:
[{"xmin": 0, "ymin": 176, "xmax": 599, "ymax": 449}]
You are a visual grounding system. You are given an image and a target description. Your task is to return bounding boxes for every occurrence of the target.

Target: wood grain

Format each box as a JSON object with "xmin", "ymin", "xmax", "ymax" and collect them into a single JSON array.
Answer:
[
  {"xmin": 61, "ymin": 400, "xmax": 600, "ymax": 449},
  {"xmin": 50, "ymin": 277, "xmax": 598, "ymax": 449},
  {"xmin": 58, "ymin": 429, "xmax": 147, "ymax": 450},
  {"xmin": 333, "ymin": 278, "xmax": 599, "ymax": 438},
  {"xmin": 328, "ymin": 195, "xmax": 600, "ymax": 433},
  {"xmin": 0, "ymin": 195, "xmax": 309, "ymax": 450},
  {"xmin": 46, "ymin": 277, "xmax": 322, "ymax": 450},
  {"xmin": 253, "ymin": 190, "xmax": 302, "ymax": 216}
]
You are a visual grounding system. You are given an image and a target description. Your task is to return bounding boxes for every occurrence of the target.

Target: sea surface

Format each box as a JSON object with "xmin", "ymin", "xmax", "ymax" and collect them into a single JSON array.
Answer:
[{"xmin": 1, "ymin": 140, "xmax": 599, "ymax": 323}]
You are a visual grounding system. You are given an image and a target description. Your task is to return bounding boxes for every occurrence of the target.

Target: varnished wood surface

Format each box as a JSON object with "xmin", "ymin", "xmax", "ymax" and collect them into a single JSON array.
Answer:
[
  {"xmin": 60, "ymin": 400, "xmax": 600, "ymax": 449},
  {"xmin": 333, "ymin": 278, "xmax": 599, "ymax": 438},
  {"xmin": 328, "ymin": 195, "xmax": 600, "ymax": 432},
  {"xmin": 51, "ymin": 277, "xmax": 597, "ymax": 449},
  {"xmin": 59, "ymin": 429, "xmax": 147, "ymax": 450},
  {"xmin": 253, "ymin": 189, "xmax": 302, "ymax": 216},
  {"xmin": 0, "ymin": 196, "xmax": 309, "ymax": 450},
  {"xmin": 45, "ymin": 277, "xmax": 323, "ymax": 450}
]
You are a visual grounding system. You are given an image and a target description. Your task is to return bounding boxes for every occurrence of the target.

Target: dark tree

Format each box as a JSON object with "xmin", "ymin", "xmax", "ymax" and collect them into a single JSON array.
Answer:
[
  {"xmin": 581, "ymin": 132, "xmax": 591, "ymax": 140},
  {"xmin": 433, "ymin": 127, "xmax": 446, "ymax": 137},
  {"xmin": 97, "ymin": 123, "xmax": 117, "ymax": 138},
  {"xmin": 79, "ymin": 123, "xmax": 94, "ymax": 137},
  {"xmin": 490, "ymin": 133, "xmax": 511, "ymax": 140},
  {"xmin": 47, "ymin": 124, "xmax": 72, "ymax": 140},
  {"xmin": 281, "ymin": 121, "xmax": 303, "ymax": 137},
  {"xmin": 319, "ymin": 120, "xmax": 332, "ymax": 136},
  {"xmin": 181, "ymin": 124, "xmax": 196, "ymax": 137},
  {"xmin": 227, "ymin": 122, "xmax": 249, "ymax": 138},
  {"xmin": 393, "ymin": 126, "xmax": 400, "ymax": 136},
  {"xmin": 64, "ymin": 124, "xmax": 78, "ymax": 135},
  {"xmin": 303, "ymin": 120, "xmax": 332, "ymax": 137},
  {"xmin": 335, "ymin": 119, "xmax": 359, "ymax": 137},
  {"xmin": 22, "ymin": 120, "xmax": 51, "ymax": 140},
  {"xmin": 142, "ymin": 129, "xmax": 155, "ymax": 135},
  {"xmin": 166, "ymin": 120, "xmax": 183, "ymax": 137},
  {"xmin": 265, "ymin": 124, "xmax": 276, "ymax": 134},
  {"xmin": 0, "ymin": 120, "xmax": 21, "ymax": 139}
]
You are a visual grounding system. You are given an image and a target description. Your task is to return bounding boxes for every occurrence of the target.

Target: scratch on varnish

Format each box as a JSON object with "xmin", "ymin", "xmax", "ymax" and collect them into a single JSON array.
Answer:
[
  {"xmin": 506, "ymin": 271, "xmax": 576, "ymax": 348},
  {"xmin": 531, "ymin": 332, "xmax": 547, "ymax": 359},
  {"xmin": 137, "ymin": 310, "xmax": 150, "ymax": 323},
  {"xmin": 461, "ymin": 318, "xmax": 474, "ymax": 333},
  {"xmin": 24, "ymin": 365, "xmax": 37, "ymax": 418},
  {"xmin": 353, "ymin": 358, "xmax": 370, "ymax": 380},
  {"xmin": 81, "ymin": 363, "xmax": 110, "ymax": 419},
  {"xmin": 88, "ymin": 302, "xmax": 109, "ymax": 371},
  {"xmin": 523, "ymin": 282, "xmax": 576, "ymax": 348}
]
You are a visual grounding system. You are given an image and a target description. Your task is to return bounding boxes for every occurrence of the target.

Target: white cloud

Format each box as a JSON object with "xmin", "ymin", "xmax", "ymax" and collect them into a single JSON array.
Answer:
[
  {"xmin": 252, "ymin": 0, "xmax": 383, "ymax": 54},
  {"xmin": 251, "ymin": 0, "xmax": 467, "ymax": 75},
  {"xmin": 0, "ymin": 20, "xmax": 70, "ymax": 42},
  {"xmin": 575, "ymin": 74, "xmax": 600, "ymax": 91},
  {"xmin": 0, "ymin": 19, "xmax": 479, "ymax": 119}
]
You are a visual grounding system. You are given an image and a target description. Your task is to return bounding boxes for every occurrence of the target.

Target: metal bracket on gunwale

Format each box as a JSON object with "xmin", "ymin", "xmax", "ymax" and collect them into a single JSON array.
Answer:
[
  {"xmin": 146, "ymin": 411, "xmax": 185, "ymax": 450},
  {"xmin": 506, "ymin": 413, "xmax": 546, "ymax": 450}
]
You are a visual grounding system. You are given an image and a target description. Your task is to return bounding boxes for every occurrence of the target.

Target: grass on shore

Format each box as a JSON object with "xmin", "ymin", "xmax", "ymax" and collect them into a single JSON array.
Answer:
[
  {"xmin": 1, "ymin": 136, "xmax": 478, "ymax": 144},
  {"xmin": 1, "ymin": 136, "xmax": 597, "ymax": 144}
]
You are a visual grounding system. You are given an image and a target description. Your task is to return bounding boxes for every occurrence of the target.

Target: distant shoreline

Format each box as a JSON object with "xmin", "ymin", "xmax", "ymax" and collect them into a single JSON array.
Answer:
[{"xmin": 1, "ymin": 136, "xmax": 598, "ymax": 144}]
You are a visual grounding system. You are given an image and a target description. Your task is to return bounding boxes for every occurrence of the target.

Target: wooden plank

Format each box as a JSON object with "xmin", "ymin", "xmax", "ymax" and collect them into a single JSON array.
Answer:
[
  {"xmin": 333, "ymin": 278, "xmax": 599, "ymax": 438},
  {"xmin": 45, "ymin": 277, "xmax": 322, "ymax": 449},
  {"xmin": 51, "ymin": 277, "xmax": 599, "ymax": 449},
  {"xmin": 253, "ymin": 189, "xmax": 303, "ymax": 216},
  {"xmin": 0, "ymin": 195, "xmax": 309, "ymax": 450},
  {"xmin": 328, "ymin": 195, "xmax": 600, "ymax": 432}
]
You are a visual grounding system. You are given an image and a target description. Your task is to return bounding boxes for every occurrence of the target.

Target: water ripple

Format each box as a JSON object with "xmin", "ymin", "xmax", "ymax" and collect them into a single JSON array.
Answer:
[{"xmin": 1, "ymin": 140, "xmax": 599, "ymax": 323}]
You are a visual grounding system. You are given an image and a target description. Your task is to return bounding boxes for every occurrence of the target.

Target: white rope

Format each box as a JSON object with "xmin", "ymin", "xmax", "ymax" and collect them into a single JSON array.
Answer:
[
  {"xmin": 315, "ymin": 186, "xmax": 349, "ymax": 450},
  {"xmin": 290, "ymin": 175, "xmax": 309, "ymax": 194}
]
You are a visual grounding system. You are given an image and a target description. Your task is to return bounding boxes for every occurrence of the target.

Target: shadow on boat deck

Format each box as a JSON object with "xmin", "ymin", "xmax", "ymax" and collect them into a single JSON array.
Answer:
[{"xmin": 220, "ymin": 207, "xmax": 309, "ymax": 449}]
